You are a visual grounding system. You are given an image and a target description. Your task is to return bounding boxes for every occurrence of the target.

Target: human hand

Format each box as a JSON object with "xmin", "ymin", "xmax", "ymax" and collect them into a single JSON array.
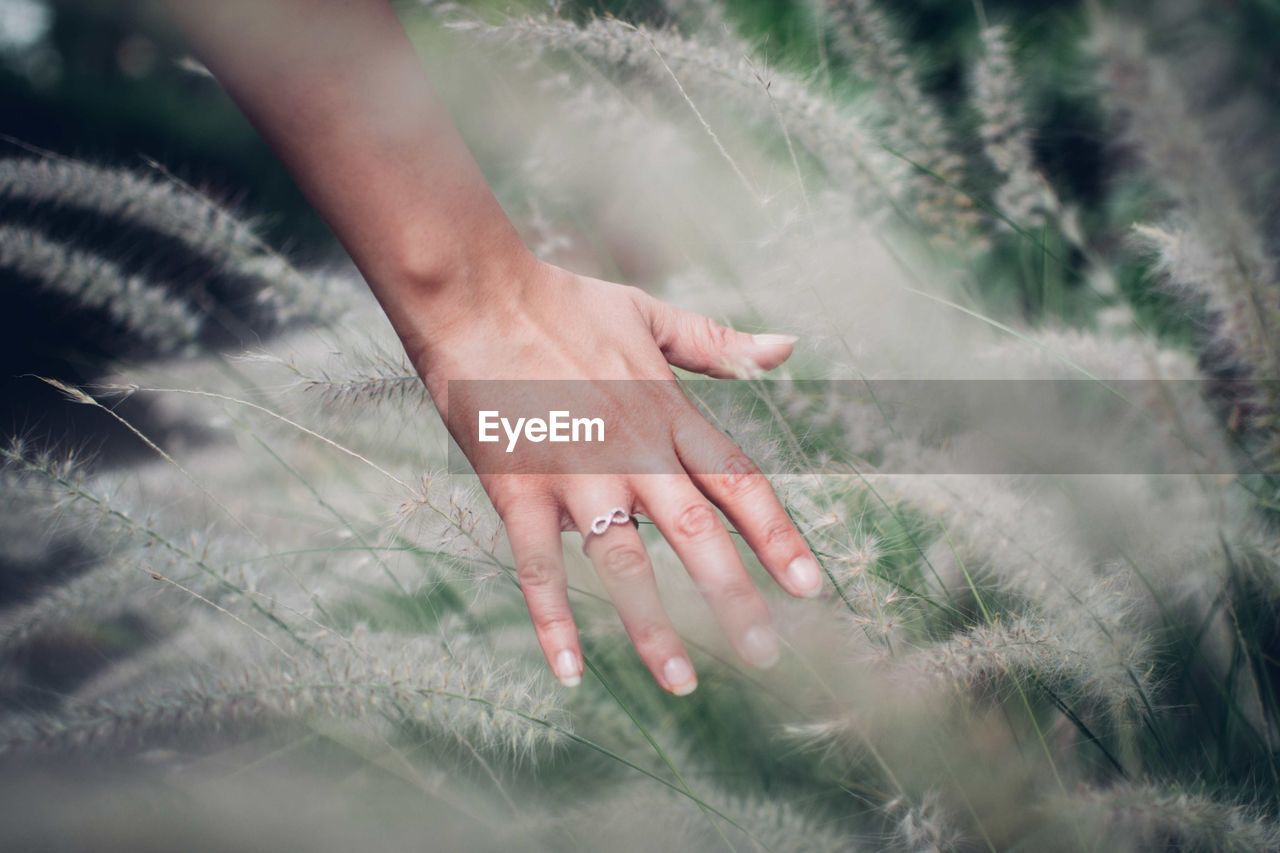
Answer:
[
  {"xmin": 160, "ymin": 0, "xmax": 821, "ymax": 697},
  {"xmin": 401, "ymin": 260, "xmax": 825, "ymax": 695}
]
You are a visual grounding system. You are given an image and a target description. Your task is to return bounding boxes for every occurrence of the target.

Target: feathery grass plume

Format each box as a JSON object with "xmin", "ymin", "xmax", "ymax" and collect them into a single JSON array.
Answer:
[
  {"xmin": 873, "ymin": 470, "xmax": 1150, "ymax": 696},
  {"xmin": 264, "ymin": 336, "xmax": 426, "ymax": 411},
  {"xmin": 0, "ymin": 489, "xmax": 293, "ymax": 669},
  {"xmin": 0, "ymin": 224, "xmax": 202, "ymax": 351},
  {"xmin": 0, "ymin": 157, "xmax": 267, "ymax": 259},
  {"xmin": 1055, "ymin": 783, "xmax": 1280, "ymax": 851},
  {"xmin": 826, "ymin": 525, "xmax": 882, "ymax": 589},
  {"xmin": 3, "ymin": 634, "xmax": 566, "ymax": 761},
  {"xmin": 0, "ymin": 157, "xmax": 356, "ymax": 327},
  {"xmin": 971, "ymin": 25, "xmax": 1064, "ymax": 235},
  {"xmin": 516, "ymin": 72, "xmax": 729, "ymax": 249},
  {"xmin": 64, "ymin": 613, "xmax": 265, "ymax": 705},
  {"xmin": 0, "ymin": 442, "xmax": 104, "ymax": 593},
  {"xmin": 983, "ymin": 327, "xmax": 1237, "ymax": 476},
  {"xmin": 0, "ymin": 503, "xmax": 74, "ymax": 585},
  {"xmin": 1130, "ymin": 222, "xmax": 1280, "ymax": 468},
  {"xmin": 0, "ymin": 551, "xmax": 195, "ymax": 660},
  {"xmin": 397, "ymin": 473, "xmax": 506, "ymax": 577},
  {"xmin": 910, "ymin": 615, "xmax": 1149, "ymax": 719},
  {"xmin": 882, "ymin": 790, "xmax": 962, "ymax": 853},
  {"xmin": 448, "ymin": 13, "xmax": 903, "ymax": 219},
  {"xmin": 823, "ymin": 0, "xmax": 981, "ymax": 244},
  {"xmin": 1130, "ymin": 222, "xmax": 1262, "ymax": 333},
  {"xmin": 0, "ymin": 440, "xmax": 129, "ymax": 548},
  {"xmin": 1090, "ymin": 19, "xmax": 1263, "ymax": 232},
  {"xmin": 1092, "ymin": 19, "xmax": 1280, "ymax": 461},
  {"xmin": 661, "ymin": 0, "xmax": 731, "ymax": 42},
  {"xmin": 537, "ymin": 783, "xmax": 860, "ymax": 851},
  {"xmin": 248, "ymin": 262, "xmax": 363, "ymax": 327},
  {"xmin": 1110, "ymin": 0, "xmax": 1280, "ymax": 215},
  {"xmin": 998, "ymin": 325, "xmax": 1202, "ymax": 381},
  {"xmin": 0, "ymin": 439, "xmax": 168, "ymax": 565},
  {"xmin": 718, "ymin": 795, "xmax": 861, "ymax": 853},
  {"xmin": 0, "ymin": 440, "xmax": 304, "ymax": 652}
]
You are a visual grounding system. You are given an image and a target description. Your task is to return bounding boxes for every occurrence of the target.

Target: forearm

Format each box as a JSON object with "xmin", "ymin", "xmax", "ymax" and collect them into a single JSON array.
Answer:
[{"xmin": 155, "ymin": 0, "xmax": 535, "ymax": 354}]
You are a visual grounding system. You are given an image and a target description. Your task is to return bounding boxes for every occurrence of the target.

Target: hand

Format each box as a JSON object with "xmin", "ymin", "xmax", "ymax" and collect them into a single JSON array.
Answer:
[
  {"xmin": 161, "ymin": 0, "xmax": 821, "ymax": 695},
  {"xmin": 404, "ymin": 260, "xmax": 825, "ymax": 695}
]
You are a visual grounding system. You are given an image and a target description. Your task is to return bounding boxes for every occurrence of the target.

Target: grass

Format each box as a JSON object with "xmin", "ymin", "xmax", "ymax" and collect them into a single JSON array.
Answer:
[{"xmin": 1, "ymin": 0, "xmax": 1279, "ymax": 850}]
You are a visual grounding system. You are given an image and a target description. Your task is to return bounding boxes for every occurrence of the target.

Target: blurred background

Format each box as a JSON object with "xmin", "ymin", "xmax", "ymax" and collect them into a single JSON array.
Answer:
[
  {"xmin": 4, "ymin": 0, "xmax": 1278, "ymax": 459},
  {"xmin": 3, "ymin": 3, "xmax": 1280, "ymax": 849}
]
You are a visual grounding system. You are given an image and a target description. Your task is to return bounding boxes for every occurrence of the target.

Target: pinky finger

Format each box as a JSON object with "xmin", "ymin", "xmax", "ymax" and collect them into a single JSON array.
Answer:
[{"xmin": 504, "ymin": 503, "xmax": 583, "ymax": 687}]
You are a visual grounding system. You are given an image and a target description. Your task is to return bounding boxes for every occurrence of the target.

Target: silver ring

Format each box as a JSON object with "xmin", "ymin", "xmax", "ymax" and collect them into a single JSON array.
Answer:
[{"xmin": 585, "ymin": 506, "xmax": 632, "ymax": 539}]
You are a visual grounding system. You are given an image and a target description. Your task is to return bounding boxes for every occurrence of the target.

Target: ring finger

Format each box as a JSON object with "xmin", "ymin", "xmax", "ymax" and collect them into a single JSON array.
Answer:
[{"xmin": 566, "ymin": 485, "xmax": 697, "ymax": 696}]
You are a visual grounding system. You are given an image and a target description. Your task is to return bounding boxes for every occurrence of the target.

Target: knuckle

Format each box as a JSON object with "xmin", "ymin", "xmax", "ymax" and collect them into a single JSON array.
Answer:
[
  {"xmin": 624, "ymin": 284, "xmax": 651, "ymax": 308},
  {"xmin": 718, "ymin": 580, "xmax": 761, "ymax": 608},
  {"xmin": 719, "ymin": 452, "xmax": 763, "ymax": 496},
  {"xmin": 490, "ymin": 481, "xmax": 552, "ymax": 519},
  {"xmin": 537, "ymin": 613, "xmax": 576, "ymax": 636},
  {"xmin": 761, "ymin": 518, "xmax": 798, "ymax": 551},
  {"xmin": 489, "ymin": 488, "xmax": 518, "ymax": 518},
  {"xmin": 674, "ymin": 502, "xmax": 719, "ymax": 540},
  {"xmin": 518, "ymin": 557, "xmax": 561, "ymax": 590},
  {"xmin": 631, "ymin": 621, "xmax": 672, "ymax": 650},
  {"xmin": 602, "ymin": 543, "xmax": 650, "ymax": 580}
]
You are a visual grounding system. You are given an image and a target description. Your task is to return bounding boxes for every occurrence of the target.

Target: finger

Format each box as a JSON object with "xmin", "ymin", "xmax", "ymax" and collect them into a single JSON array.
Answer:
[
  {"xmin": 674, "ymin": 415, "xmax": 824, "ymax": 599},
  {"xmin": 568, "ymin": 489, "xmax": 697, "ymax": 696},
  {"xmin": 633, "ymin": 290, "xmax": 797, "ymax": 378},
  {"xmin": 503, "ymin": 500, "xmax": 582, "ymax": 687},
  {"xmin": 633, "ymin": 474, "xmax": 781, "ymax": 669}
]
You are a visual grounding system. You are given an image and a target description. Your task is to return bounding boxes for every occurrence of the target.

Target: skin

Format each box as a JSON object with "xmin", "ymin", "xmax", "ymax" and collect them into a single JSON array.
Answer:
[{"xmin": 156, "ymin": 0, "xmax": 824, "ymax": 694}]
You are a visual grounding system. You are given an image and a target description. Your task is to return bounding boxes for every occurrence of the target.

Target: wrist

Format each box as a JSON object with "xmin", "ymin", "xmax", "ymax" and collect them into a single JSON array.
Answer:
[
  {"xmin": 383, "ymin": 228, "xmax": 544, "ymax": 371},
  {"xmin": 391, "ymin": 217, "xmax": 537, "ymax": 299}
]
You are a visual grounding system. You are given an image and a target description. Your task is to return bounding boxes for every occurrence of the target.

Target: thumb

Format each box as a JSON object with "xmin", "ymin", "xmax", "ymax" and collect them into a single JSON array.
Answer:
[{"xmin": 640, "ymin": 294, "xmax": 797, "ymax": 379}]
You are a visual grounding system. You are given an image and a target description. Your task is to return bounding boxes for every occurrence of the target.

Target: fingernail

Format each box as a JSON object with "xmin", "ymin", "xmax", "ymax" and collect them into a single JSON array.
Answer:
[
  {"xmin": 555, "ymin": 649, "xmax": 581, "ymax": 688},
  {"xmin": 663, "ymin": 656, "xmax": 698, "ymax": 696},
  {"xmin": 752, "ymin": 333, "xmax": 799, "ymax": 346},
  {"xmin": 787, "ymin": 555, "xmax": 824, "ymax": 598},
  {"xmin": 741, "ymin": 625, "xmax": 781, "ymax": 669}
]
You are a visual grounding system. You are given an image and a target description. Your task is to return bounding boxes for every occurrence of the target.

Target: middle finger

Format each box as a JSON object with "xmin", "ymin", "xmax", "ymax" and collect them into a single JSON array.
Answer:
[{"xmin": 632, "ymin": 473, "xmax": 780, "ymax": 669}]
